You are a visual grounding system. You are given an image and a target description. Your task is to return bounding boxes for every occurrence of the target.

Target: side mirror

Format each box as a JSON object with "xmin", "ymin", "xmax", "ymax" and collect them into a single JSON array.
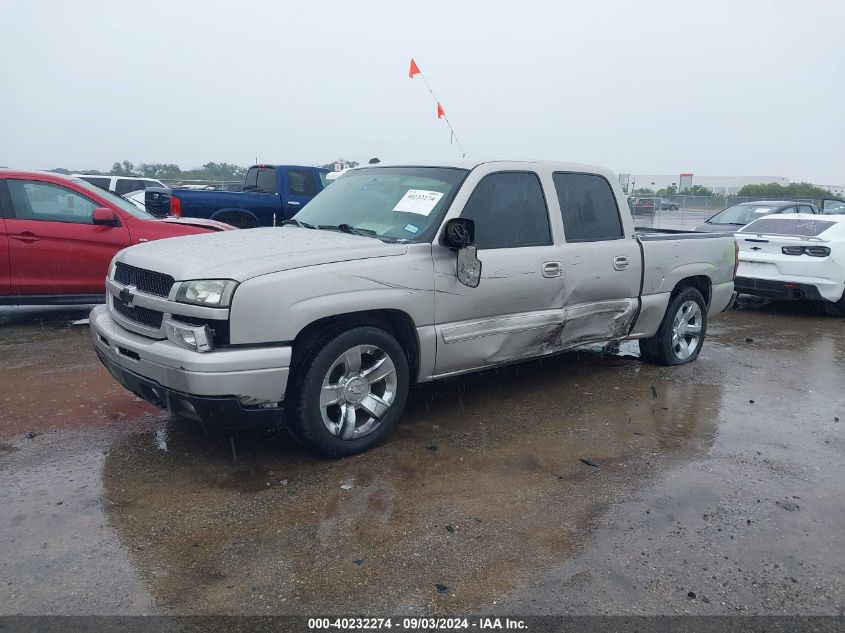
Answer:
[
  {"xmin": 92, "ymin": 207, "xmax": 120, "ymax": 227},
  {"xmin": 442, "ymin": 218, "xmax": 482, "ymax": 288},
  {"xmin": 442, "ymin": 218, "xmax": 475, "ymax": 249}
]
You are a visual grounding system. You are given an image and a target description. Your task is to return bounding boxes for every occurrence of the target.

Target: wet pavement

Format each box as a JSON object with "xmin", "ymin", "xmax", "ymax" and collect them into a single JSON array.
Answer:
[{"xmin": 1, "ymin": 292, "xmax": 843, "ymax": 616}]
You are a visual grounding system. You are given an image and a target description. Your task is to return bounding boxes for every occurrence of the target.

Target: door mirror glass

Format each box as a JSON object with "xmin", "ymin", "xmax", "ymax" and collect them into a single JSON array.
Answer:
[
  {"xmin": 442, "ymin": 218, "xmax": 481, "ymax": 287},
  {"xmin": 92, "ymin": 207, "xmax": 120, "ymax": 227},
  {"xmin": 456, "ymin": 244, "xmax": 482, "ymax": 288}
]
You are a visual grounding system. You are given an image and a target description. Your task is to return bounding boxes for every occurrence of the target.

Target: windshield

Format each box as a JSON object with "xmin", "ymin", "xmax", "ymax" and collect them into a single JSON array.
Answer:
[
  {"xmin": 293, "ymin": 166, "xmax": 469, "ymax": 241},
  {"xmin": 708, "ymin": 203, "xmax": 781, "ymax": 225},
  {"xmin": 71, "ymin": 178, "xmax": 157, "ymax": 219}
]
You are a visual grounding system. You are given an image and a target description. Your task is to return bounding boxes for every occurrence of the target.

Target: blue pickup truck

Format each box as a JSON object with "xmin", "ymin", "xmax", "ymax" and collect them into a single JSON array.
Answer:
[{"xmin": 145, "ymin": 164, "xmax": 330, "ymax": 228}]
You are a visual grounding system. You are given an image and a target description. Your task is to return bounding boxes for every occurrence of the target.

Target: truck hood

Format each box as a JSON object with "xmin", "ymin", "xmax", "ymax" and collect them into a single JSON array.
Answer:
[{"xmin": 116, "ymin": 227, "xmax": 408, "ymax": 282}]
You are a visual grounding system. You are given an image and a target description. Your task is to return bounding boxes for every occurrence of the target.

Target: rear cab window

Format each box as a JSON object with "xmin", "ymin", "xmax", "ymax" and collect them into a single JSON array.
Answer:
[
  {"xmin": 244, "ymin": 167, "xmax": 278, "ymax": 194},
  {"xmin": 553, "ymin": 172, "xmax": 624, "ymax": 242}
]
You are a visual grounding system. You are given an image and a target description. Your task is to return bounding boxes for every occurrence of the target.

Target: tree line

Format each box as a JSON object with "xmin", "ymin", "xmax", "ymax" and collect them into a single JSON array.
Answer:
[
  {"xmin": 633, "ymin": 182, "xmax": 833, "ymax": 198},
  {"xmin": 48, "ymin": 158, "xmax": 365, "ymax": 182}
]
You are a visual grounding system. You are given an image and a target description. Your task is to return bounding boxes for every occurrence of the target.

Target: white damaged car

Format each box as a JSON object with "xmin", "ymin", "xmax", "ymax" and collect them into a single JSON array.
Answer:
[{"xmin": 735, "ymin": 213, "xmax": 845, "ymax": 314}]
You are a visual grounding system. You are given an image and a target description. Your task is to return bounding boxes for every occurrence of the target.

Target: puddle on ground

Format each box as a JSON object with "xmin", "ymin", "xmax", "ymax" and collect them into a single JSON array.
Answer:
[
  {"xmin": 0, "ymin": 321, "xmax": 153, "ymax": 438},
  {"xmin": 100, "ymin": 349, "xmax": 723, "ymax": 614}
]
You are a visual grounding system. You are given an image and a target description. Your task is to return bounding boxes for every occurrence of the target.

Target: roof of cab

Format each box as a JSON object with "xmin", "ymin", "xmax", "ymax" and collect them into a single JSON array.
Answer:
[{"xmin": 351, "ymin": 158, "xmax": 615, "ymax": 174}]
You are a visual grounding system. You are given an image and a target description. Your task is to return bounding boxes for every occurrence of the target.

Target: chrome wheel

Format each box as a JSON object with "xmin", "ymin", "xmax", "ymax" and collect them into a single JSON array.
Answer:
[
  {"xmin": 671, "ymin": 300, "xmax": 702, "ymax": 360},
  {"xmin": 319, "ymin": 344, "xmax": 398, "ymax": 440}
]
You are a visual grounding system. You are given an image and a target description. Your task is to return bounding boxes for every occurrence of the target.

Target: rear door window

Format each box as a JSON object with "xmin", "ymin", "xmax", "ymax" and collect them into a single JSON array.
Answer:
[
  {"xmin": 0, "ymin": 180, "xmax": 12, "ymax": 218},
  {"xmin": 287, "ymin": 169, "xmax": 317, "ymax": 196},
  {"xmin": 553, "ymin": 172, "xmax": 624, "ymax": 242},
  {"xmin": 460, "ymin": 171, "xmax": 552, "ymax": 249},
  {"xmin": 115, "ymin": 179, "xmax": 143, "ymax": 195},
  {"xmin": 80, "ymin": 176, "xmax": 111, "ymax": 191}
]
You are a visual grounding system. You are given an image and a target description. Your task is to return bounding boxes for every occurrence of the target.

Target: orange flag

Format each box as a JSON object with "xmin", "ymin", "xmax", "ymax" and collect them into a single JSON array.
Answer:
[
  {"xmin": 408, "ymin": 58, "xmax": 421, "ymax": 78},
  {"xmin": 437, "ymin": 102, "xmax": 445, "ymax": 118}
]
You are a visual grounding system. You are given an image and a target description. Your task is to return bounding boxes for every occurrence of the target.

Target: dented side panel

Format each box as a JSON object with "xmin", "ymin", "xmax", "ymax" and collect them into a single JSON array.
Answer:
[{"xmin": 431, "ymin": 243, "xmax": 566, "ymax": 375}]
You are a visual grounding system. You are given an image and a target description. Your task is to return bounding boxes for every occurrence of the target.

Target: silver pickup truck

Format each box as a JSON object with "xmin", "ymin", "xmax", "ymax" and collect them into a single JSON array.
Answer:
[{"xmin": 90, "ymin": 160, "xmax": 737, "ymax": 456}]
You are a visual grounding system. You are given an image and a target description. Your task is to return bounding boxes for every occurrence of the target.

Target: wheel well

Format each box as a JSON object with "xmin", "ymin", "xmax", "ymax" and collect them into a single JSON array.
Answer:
[
  {"xmin": 674, "ymin": 275, "xmax": 711, "ymax": 306},
  {"xmin": 291, "ymin": 310, "xmax": 420, "ymax": 382},
  {"xmin": 211, "ymin": 209, "xmax": 259, "ymax": 227}
]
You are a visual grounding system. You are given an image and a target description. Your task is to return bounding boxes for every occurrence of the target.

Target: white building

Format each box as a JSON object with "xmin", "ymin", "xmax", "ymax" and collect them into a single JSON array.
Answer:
[{"xmin": 814, "ymin": 183, "xmax": 845, "ymax": 197}]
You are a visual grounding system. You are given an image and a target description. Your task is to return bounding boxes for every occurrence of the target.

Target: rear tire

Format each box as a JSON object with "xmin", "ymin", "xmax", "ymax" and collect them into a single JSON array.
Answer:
[
  {"xmin": 639, "ymin": 286, "xmax": 708, "ymax": 366},
  {"xmin": 286, "ymin": 326, "xmax": 409, "ymax": 457}
]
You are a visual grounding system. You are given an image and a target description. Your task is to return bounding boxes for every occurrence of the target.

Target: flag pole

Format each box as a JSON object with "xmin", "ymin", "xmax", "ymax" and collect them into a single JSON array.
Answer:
[{"xmin": 409, "ymin": 59, "xmax": 466, "ymax": 158}]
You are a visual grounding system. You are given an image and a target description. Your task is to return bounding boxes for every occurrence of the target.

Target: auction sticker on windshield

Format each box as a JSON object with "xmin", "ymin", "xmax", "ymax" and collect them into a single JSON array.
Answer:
[{"xmin": 393, "ymin": 189, "xmax": 444, "ymax": 215}]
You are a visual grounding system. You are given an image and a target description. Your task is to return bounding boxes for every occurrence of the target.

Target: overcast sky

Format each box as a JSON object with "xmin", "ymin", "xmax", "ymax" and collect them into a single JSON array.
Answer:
[{"xmin": 1, "ymin": 0, "xmax": 843, "ymax": 183}]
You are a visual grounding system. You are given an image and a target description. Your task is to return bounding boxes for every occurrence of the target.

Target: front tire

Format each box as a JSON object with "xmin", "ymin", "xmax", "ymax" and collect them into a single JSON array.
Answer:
[
  {"xmin": 286, "ymin": 326, "xmax": 409, "ymax": 457},
  {"xmin": 639, "ymin": 286, "xmax": 708, "ymax": 365}
]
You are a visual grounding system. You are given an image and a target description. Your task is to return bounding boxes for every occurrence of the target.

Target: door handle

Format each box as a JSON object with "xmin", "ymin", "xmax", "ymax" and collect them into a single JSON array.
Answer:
[
  {"xmin": 613, "ymin": 256, "xmax": 630, "ymax": 271},
  {"xmin": 288, "ymin": 201, "xmax": 301, "ymax": 207},
  {"xmin": 10, "ymin": 232, "xmax": 40, "ymax": 243},
  {"xmin": 542, "ymin": 261, "xmax": 563, "ymax": 278}
]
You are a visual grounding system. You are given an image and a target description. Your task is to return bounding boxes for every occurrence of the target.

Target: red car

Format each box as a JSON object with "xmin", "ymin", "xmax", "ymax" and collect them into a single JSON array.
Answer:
[{"xmin": 0, "ymin": 170, "xmax": 233, "ymax": 305}]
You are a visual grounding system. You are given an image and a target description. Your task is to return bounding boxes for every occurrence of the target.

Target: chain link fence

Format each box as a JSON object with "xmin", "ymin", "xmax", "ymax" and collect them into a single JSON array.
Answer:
[{"xmin": 635, "ymin": 194, "xmax": 825, "ymax": 213}]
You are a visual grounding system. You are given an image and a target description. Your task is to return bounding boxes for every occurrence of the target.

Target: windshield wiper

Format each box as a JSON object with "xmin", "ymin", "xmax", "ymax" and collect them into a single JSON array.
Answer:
[
  {"xmin": 280, "ymin": 219, "xmax": 317, "ymax": 229},
  {"xmin": 318, "ymin": 223, "xmax": 379, "ymax": 238}
]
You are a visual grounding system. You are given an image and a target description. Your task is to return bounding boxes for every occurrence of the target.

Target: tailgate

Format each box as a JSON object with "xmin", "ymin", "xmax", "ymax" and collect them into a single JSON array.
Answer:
[{"xmin": 144, "ymin": 187, "xmax": 172, "ymax": 217}]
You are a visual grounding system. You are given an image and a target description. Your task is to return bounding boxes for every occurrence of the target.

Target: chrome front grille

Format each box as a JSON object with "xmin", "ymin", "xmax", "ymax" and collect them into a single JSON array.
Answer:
[
  {"xmin": 112, "ymin": 296, "xmax": 164, "ymax": 329},
  {"xmin": 114, "ymin": 263, "xmax": 174, "ymax": 298}
]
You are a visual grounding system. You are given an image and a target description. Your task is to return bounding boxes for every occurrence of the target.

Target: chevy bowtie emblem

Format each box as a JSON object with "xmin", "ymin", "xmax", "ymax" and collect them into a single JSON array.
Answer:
[
  {"xmin": 750, "ymin": 246, "xmax": 762, "ymax": 251},
  {"xmin": 118, "ymin": 285, "xmax": 137, "ymax": 308}
]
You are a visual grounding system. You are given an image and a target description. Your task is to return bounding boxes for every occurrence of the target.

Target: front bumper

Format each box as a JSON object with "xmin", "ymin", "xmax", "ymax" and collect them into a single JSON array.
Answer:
[
  {"xmin": 96, "ymin": 350, "xmax": 282, "ymax": 429},
  {"xmin": 90, "ymin": 305, "xmax": 290, "ymax": 429}
]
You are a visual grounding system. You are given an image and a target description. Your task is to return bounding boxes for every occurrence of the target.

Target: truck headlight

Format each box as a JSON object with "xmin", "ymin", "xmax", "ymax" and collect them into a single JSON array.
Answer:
[
  {"xmin": 108, "ymin": 258, "xmax": 117, "ymax": 280},
  {"xmin": 174, "ymin": 279, "xmax": 237, "ymax": 307}
]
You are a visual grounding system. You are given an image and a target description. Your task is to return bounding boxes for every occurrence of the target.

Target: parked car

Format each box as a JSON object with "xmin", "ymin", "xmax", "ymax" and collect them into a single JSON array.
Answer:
[
  {"xmin": 0, "ymin": 170, "xmax": 233, "ymax": 305},
  {"xmin": 74, "ymin": 174, "xmax": 167, "ymax": 196},
  {"xmin": 144, "ymin": 164, "xmax": 330, "ymax": 228},
  {"xmin": 90, "ymin": 159, "xmax": 737, "ymax": 456},
  {"xmin": 821, "ymin": 198, "xmax": 845, "ymax": 215},
  {"xmin": 735, "ymin": 213, "xmax": 845, "ymax": 314},
  {"xmin": 656, "ymin": 197, "xmax": 680, "ymax": 211},
  {"xmin": 633, "ymin": 197, "xmax": 657, "ymax": 215},
  {"xmin": 696, "ymin": 201, "xmax": 820, "ymax": 232}
]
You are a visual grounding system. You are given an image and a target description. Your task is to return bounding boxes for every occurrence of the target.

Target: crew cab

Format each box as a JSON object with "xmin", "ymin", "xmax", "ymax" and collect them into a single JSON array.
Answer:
[
  {"xmin": 735, "ymin": 213, "xmax": 845, "ymax": 313},
  {"xmin": 144, "ymin": 164, "xmax": 329, "ymax": 228},
  {"xmin": 0, "ymin": 170, "xmax": 233, "ymax": 305},
  {"xmin": 90, "ymin": 160, "xmax": 737, "ymax": 456}
]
